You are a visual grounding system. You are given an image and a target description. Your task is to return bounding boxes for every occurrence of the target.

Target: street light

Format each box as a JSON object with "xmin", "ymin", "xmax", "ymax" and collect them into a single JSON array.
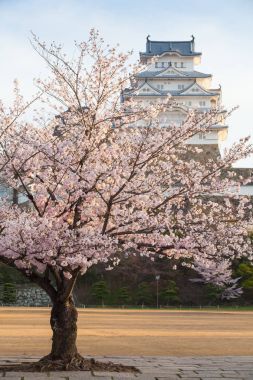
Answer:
[{"xmin": 155, "ymin": 275, "xmax": 160, "ymax": 309}]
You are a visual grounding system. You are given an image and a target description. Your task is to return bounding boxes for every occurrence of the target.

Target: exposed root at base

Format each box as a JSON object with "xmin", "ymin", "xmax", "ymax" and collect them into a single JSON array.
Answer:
[{"xmin": 0, "ymin": 354, "xmax": 139, "ymax": 373}]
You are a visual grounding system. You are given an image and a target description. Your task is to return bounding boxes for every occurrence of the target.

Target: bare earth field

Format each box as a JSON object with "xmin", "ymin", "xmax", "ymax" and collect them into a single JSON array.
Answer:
[{"xmin": 1, "ymin": 307, "xmax": 253, "ymax": 356}]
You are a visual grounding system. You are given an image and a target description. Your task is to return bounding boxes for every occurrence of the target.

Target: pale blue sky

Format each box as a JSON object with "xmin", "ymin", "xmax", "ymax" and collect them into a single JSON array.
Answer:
[{"xmin": 0, "ymin": 0, "xmax": 252, "ymax": 166}]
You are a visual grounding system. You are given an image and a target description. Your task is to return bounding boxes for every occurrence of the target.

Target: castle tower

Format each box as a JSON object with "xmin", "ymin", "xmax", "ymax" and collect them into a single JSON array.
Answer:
[{"xmin": 123, "ymin": 36, "xmax": 228, "ymax": 155}]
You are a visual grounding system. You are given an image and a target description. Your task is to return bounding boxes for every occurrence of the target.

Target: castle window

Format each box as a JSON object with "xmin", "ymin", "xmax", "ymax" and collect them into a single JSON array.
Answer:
[
  {"xmin": 157, "ymin": 84, "xmax": 164, "ymax": 90},
  {"xmin": 188, "ymin": 101, "xmax": 192, "ymax": 106},
  {"xmin": 155, "ymin": 62, "xmax": 168, "ymax": 68},
  {"xmin": 174, "ymin": 62, "xmax": 178, "ymax": 67},
  {"xmin": 181, "ymin": 62, "xmax": 184, "ymax": 68},
  {"xmin": 199, "ymin": 133, "xmax": 206, "ymax": 139},
  {"xmin": 178, "ymin": 84, "xmax": 185, "ymax": 90},
  {"xmin": 199, "ymin": 101, "xmax": 206, "ymax": 106}
]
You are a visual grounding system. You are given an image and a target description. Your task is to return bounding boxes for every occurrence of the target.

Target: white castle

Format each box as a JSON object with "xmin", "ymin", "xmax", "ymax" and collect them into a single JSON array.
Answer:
[
  {"xmin": 122, "ymin": 36, "xmax": 253, "ymax": 195},
  {"xmin": 123, "ymin": 36, "xmax": 227, "ymax": 147}
]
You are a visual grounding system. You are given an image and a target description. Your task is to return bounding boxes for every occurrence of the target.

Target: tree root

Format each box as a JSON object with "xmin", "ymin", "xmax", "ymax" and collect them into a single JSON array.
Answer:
[{"xmin": 0, "ymin": 353, "xmax": 140, "ymax": 373}]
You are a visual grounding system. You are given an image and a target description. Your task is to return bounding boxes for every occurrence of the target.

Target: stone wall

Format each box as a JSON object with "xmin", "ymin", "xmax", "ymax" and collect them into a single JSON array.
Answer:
[
  {"xmin": 0, "ymin": 284, "xmax": 51, "ymax": 306},
  {"xmin": 16, "ymin": 286, "xmax": 51, "ymax": 306}
]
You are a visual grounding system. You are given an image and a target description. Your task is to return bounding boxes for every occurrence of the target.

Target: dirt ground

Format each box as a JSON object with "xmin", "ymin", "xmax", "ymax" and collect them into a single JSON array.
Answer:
[{"xmin": 1, "ymin": 307, "xmax": 253, "ymax": 356}]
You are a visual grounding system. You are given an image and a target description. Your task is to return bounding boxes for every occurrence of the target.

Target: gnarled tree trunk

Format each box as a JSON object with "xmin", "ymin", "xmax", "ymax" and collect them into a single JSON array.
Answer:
[{"xmin": 49, "ymin": 296, "xmax": 78, "ymax": 361}]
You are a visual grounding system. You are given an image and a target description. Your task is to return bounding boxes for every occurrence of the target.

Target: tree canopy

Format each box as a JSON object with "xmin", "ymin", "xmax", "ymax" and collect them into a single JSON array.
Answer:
[{"xmin": 0, "ymin": 30, "xmax": 252, "ymax": 368}]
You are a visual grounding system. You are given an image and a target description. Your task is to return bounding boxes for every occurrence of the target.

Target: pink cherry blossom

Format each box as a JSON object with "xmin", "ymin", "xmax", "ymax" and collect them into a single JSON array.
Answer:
[{"xmin": 0, "ymin": 29, "xmax": 252, "ymax": 362}]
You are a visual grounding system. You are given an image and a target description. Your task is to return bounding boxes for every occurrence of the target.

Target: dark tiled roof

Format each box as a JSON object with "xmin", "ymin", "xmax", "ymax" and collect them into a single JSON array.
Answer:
[
  {"xmin": 141, "ymin": 37, "xmax": 201, "ymax": 58},
  {"xmin": 136, "ymin": 70, "xmax": 211, "ymax": 79}
]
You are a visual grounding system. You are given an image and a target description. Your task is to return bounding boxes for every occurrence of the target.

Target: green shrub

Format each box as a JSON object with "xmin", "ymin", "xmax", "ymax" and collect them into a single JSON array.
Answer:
[
  {"xmin": 160, "ymin": 280, "xmax": 180, "ymax": 305},
  {"xmin": 91, "ymin": 280, "xmax": 110, "ymax": 306},
  {"xmin": 2, "ymin": 282, "xmax": 16, "ymax": 304}
]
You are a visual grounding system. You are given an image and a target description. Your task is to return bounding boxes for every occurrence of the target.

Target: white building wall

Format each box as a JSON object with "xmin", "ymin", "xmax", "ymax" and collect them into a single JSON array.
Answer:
[
  {"xmin": 175, "ymin": 96, "xmax": 211, "ymax": 108},
  {"xmin": 239, "ymin": 186, "xmax": 253, "ymax": 196},
  {"xmin": 196, "ymin": 77, "xmax": 212, "ymax": 89},
  {"xmin": 150, "ymin": 79, "xmax": 194, "ymax": 91},
  {"xmin": 187, "ymin": 131, "xmax": 219, "ymax": 144},
  {"xmin": 147, "ymin": 55, "xmax": 195, "ymax": 71}
]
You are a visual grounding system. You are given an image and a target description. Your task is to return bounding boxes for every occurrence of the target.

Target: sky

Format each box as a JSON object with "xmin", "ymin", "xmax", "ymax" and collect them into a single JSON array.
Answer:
[{"xmin": 0, "ymin": 0, "xmax": 252, "ymax": 166}]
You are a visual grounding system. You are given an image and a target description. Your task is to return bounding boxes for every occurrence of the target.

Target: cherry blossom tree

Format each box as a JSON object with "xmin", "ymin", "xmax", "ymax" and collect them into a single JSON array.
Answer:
[{"xmin": 0, "ymin": 30, "xmax": 252, "ymax": 370}]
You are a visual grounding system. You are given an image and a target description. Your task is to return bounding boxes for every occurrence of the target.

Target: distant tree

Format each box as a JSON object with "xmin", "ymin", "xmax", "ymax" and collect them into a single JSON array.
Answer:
[
  {"xmin": 236, "ymin": 262, "xmax": 253, "ymax": 290},
  {"xmin": 136, "ymin": 282, "xmax": 152, "ymax": 306},
  {"xmin": 116, "ymin": 286, "xmax": 131, "ymax": 305},
  {"xmin": 0, "ymin": 269, "xmax": 12, "ymax": 284},
  {"xmin": 0, "ymin": 263, "xmax": 28, "ymax": 284},
  {"xmin": 91, "ymin": 280, "xmax": 110, "ymax": 306},
  {"xmin": 161, "ymin": 280, "xmax": 180, "ymax": 305},
  {"xmin": 204, "ymin": 283, "xmax": 223, "ymax": 305},
  {"xmin": 2, "ymin": 282, "xmax": 16, "ymax": 304}
]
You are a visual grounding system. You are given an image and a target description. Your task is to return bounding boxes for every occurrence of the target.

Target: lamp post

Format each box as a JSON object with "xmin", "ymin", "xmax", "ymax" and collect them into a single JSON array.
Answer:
[{"xmin": 155, "ymin": 275, "xmax": 160, "ymax": 309}]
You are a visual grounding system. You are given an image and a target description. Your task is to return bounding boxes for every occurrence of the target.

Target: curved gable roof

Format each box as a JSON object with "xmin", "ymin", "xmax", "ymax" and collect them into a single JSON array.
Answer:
[
  {"xmin": 140, "ymin": 37, "xmax": 201, "ymax": 58},
  {"xmin": 180, "ymin": 82, "xmax": 220, "ymax": 96},
  {"xmin": 156, "ymin": 66, "xmax": 187, "ymax": 77},
  {"xmin": 125, "ymin": 80, "xmax": 163, "ymax": 96}
]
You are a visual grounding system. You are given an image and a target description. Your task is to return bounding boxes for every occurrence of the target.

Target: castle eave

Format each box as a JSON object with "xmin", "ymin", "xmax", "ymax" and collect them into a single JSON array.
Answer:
[{"xmin": 136, "ymin": 70, "xmax": 212, "ymax": 79}]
